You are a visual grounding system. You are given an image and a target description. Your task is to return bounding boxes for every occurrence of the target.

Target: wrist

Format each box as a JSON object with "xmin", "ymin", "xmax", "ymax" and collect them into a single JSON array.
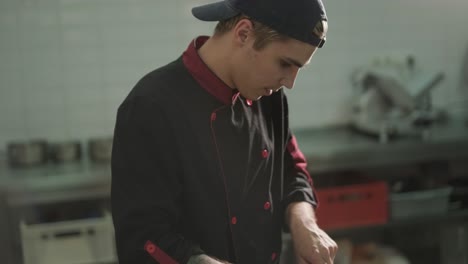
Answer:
[
  {"xmin": 187, "ymin": 254, "xmax": 231, "ymax": 264},
  {"xmin": 286, "ymin": 202, "xmax": 318, "ymax": 231},
  {"xmin": 188, "ymin": 254, "xmax": 213, "ymax": 264}
]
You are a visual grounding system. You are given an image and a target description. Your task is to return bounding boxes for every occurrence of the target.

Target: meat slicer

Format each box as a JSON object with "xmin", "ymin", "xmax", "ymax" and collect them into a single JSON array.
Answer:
[{"xmin": 350, "ymin": 56, "xmax": 445, "ymax": 142}]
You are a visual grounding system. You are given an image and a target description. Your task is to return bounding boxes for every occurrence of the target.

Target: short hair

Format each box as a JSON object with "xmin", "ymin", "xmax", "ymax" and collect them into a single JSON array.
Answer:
[{"xmin": 214, "ymin": 14, "xmax": 327, "ymax": 50}]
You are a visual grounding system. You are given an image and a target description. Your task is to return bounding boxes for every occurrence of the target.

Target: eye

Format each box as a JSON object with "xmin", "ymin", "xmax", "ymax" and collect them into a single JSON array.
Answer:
[{"xmin": 279, "ymin": 60, "xmax": 292, "ymax": 69}]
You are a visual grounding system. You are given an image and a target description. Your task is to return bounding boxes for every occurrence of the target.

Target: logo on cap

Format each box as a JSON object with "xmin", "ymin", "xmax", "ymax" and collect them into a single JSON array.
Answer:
[{"xmin": 313, "ymin": 20, "xmax": 327, "ymax": 39}]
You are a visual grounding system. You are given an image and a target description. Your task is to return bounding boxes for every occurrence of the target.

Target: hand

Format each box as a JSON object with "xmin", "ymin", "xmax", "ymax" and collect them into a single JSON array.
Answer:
[
  {"xmin": 287, "ymin": 202, "xmax": 338, "ymax": 264},
  {"xmin": 187, "ymin": 254, "xmax": 232, "ymax": 264}
]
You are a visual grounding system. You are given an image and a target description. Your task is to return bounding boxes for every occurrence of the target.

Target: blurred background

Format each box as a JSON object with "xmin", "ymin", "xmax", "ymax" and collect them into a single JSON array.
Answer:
[{"xmin": 0, "ymin": 0, "xmax": 468, "ymax": 263}]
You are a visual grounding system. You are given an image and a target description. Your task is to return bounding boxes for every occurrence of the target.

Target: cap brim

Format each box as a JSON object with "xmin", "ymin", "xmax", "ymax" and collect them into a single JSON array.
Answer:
[{"xmin": 192, "ymin": 1, "xmax": 240, "ymax": 21}]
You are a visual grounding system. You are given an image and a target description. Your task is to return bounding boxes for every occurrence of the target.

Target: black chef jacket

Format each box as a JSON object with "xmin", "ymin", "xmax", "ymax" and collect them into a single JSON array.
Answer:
[{"xmin": 111, "ymin": 36, "xmax": 318, "ymax": 264}]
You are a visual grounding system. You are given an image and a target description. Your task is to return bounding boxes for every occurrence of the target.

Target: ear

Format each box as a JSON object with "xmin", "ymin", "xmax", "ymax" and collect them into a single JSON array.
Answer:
[{"xmin": 232, "ymin": 18, "xmax": 254, "ymax": 45}]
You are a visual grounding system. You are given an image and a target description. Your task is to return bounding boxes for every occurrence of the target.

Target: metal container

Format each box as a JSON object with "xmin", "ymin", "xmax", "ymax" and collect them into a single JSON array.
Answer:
[
  {"xmin": 440, "ymin": 222, "xmax": 468, "ymax": 264},
  {"xmin": 88, "ymin": 137, "xmax": 113, "ymax": 163},
  {"xmin": 390, "ymin": 187, "xmax": 452, "ymax": 220},
  {"xmin": 48, "ymin": 141, "xmax": 82, "ymax": 164},
  {"xmin": 7, "ymin": 140, "xmax": 48, "ymax": 168}
]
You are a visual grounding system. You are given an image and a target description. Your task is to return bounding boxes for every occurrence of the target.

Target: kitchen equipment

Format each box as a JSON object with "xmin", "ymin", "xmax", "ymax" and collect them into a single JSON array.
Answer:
[
  {"xmin": 389, "ymin": 186, "xmax": 452, "ymax": 220},
  {"xmin": 335, "ymin": 239, "xmax": 352, "ymax": 264},
  {"xmin": 48, "ymin": 141, "xmax": 82, "ymax": 164},
  {"xmin": 20, "ymin": 211, "xmax": 116, "ymax": 264},
  {"xmin": 462, "ymin": 43, "xmax": 468, "ymax": 91},
  {"xmin": 448, "ymin": 177, "xmax": 468, "ymax": 209},
  {"xmin": 440, "ymin": 222, "xmax": 468, "ymax": 264},
  {"xmin": 350, "ymin": 55, "xmax": 445, "ymax": 142},
  {"xmin": 461, "ymin": 43, "xmax": 468, "ymax": 125},
  {"xmin": 315, "ymin": 180, "xmax": 388, "ymax": 230},
  {"xmin": 88, "ymin": 137, "xmax": 113, "ymax": 163},
  {"xmin": 7, "ymin": 140, "xmax": 48, "ymax": 168},
  {"xmin": 352, "ymin": 243, "xmax": 410, "ymax": 264}
]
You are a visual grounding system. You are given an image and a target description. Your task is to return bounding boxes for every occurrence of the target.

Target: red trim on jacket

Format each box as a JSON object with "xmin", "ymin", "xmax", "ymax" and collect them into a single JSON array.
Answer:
[
  {"xmin": 144, "ymin": 240, "xmax": 178, "ymax": 264},
  {"xmin": 286, "ymin": 135, "xmax": 313, "ymax": 186},
  {"xmin": 209, "ymin": 106, "xmax": 238, "ymax": 261},
  {"xmin": 182, "ymin": 36, "xmax": 234, "ymax": 105}
]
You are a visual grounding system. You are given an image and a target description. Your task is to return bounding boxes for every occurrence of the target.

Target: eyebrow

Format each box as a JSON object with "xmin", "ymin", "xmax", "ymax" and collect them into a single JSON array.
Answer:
[{"xmin": 283, "ymin": 57, "xmax": 309, "ymax": 68}]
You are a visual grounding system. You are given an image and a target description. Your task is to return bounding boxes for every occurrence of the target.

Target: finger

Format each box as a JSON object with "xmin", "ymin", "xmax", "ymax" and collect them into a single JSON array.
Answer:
[
  {"xmin": 319, "ymin": 248, "xmax": 333, "ymax": 264},
  {"xmin": 321, "ymin": 254, "xmax": 333, "ymax": 264},
  {"xmin": 329, "ymin": 242, "xmax": 338, "ymax": 259},
  {"xmin": 333, "ymin": 241, "xmax": 339, "ymax": 259},
  {"xmin": 324, "ymin": 237, "xmax": 338, "ymax": 259}
]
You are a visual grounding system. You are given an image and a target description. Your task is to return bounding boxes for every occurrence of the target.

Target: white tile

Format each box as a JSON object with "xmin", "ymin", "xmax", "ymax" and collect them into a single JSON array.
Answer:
[
  {"xmin": 97, "ymin": 5, "xmax": 134, "ymax": 25},
  {"xmin": 23, "ymin": 84, "xmax": 66, "ymax": 109},
  {"xmin": 100, "ymin": 26, "xmax": 165, "ymax": 46},
  {"xmin": 59, "ymin": 0, "xmax": 96, "ymax": 7},
  {"xmin": 132, "ymin": 4, "xmax": 176, "ymax": 22},
  {"xmin": 22, "ymin": 104, "xmax": 67, "ymax": 138},
  {"xmin": 0, "ymin": 68, "xmax": 22, "ymax": 107},
  {"xmin": 19, "ymin": 49, "xmax": 62, "ymax": 76},
  {"xmin": 59, "ymin": 4, "xmax": 100, "ymax": 26},
  {"xmin": 62, "ymin": 47, "xmax": 102, "ymax": 66},
  {"xmin": 104, "ymin": 81, "xmax": 133, "ymax": 105},
  {"xmin": 66, "ymin": 103, "xmax": 104, "ymax": 124},
  {"xmin": 18, "ymin": 30, "xmax": 61, "ymax": 51},
  {"xmin": 61, "ymin": 65, "xmax": 102, "ymax": 85},
  {"xmin": 0, "ymin": 35, "xmax": 20, "ymax": 58},
  {"xmin": 102, "ymin": 65, "xmax": 142, "ymax": 86},
  {"xmin": 98, "ymin": 1, "xmax": 177, "ymax": 25},
  {"xmin": 0, "ymin": 103, "xmax": 26, "ymax": 133},
  {"xmin": 0, "ymin": 0, "xmax": 18, "ymax": 11},
  {"xmin": 24, "ymin": 64, "xmax": 62, "ymax": 86},
  {"xmin": 0, "ymin": 11, "xmax": 18, "ymax": 29},
  {"xmin": 65, "ymin": 81, "xmax": 105, "ymax": 106},
  {"xmin": 65, "ymin": 103, "xmax": 113, "ymax": 138},
  {"xmin": 19, "ymin": 6, "xmax": 58, "ymax": 28},
  {"xmin": 1, "ymin": 0, "xmax": 467, "ymax": 135},
  {"xmin": 62, "ymin": 26, "xmax": 100, "ymax": 47}
]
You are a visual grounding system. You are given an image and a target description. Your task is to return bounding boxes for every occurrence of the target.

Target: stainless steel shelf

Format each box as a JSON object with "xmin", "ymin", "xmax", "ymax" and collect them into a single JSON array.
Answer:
[
  {"xmin": 0, "ymin": 161, "xmax": 110, "ymax": 207},
  {"xmin": 294, "ymin": 118, "xmax": 468, "ymax": 173},
  {"xmin": 326, "ymin": 208, "xmax": 468, "ymax": 236}
]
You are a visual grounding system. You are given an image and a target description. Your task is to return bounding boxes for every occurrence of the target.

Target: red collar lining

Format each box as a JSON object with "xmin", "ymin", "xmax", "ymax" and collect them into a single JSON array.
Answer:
[{"xmin": 182, "ymin": 36, "xmax": 235, "ymax": 105}]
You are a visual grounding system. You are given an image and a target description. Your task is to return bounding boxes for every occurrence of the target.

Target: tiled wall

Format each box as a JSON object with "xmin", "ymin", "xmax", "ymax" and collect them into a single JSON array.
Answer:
[{"xmin": 1, "ymin": 0, "xmax": 467, "ymax": 151}]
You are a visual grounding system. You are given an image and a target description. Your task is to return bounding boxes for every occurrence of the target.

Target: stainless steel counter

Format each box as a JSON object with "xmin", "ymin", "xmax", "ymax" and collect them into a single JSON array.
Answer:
[
  {"xmin": 0, "ymin": 161, "xmax": 110, "ymax": 207},
  {"xmin": 294, "ymin": 117, "xmax": 468, "ymax": 173}
]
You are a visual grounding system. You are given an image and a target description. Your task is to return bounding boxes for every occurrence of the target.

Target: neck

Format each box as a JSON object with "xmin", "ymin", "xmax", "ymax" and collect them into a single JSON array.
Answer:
[{"xmin": 197, "ymin": 35, "xmax": 236, "ymax": 89}]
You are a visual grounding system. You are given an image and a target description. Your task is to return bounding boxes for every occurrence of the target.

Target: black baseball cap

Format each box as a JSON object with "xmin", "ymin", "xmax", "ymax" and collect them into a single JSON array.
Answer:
[{"xmin": 192, "ymin": 0, "xmax": 328, "ymax": 48}]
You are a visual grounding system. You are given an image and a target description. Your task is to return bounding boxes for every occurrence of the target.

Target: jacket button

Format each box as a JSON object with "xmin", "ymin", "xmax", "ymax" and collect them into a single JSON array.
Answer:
[
  {"xmin": 271, "ymin": 252, "xmax": 277, "ymax": 261},
  {"xmin": 246, "ymin": 99, "xmax": 252, "ymax": 106},
  {"xmin": 231, "ymin": 216, "xmax": 237, "ymax": 225},
  {"xmin": 145, "ymin": 244, "xmax": 156, "ymax": 254},
  {"xmin": 262, "ymin": 149, "xmax": 269, "ymax": 158},
  {"xmin": 264, "ymin": 201, "xmax": 271, "ymax": 210},
  {"xmin": 211, "ymin": 113, "xmax": 217, "ymax": 121}
]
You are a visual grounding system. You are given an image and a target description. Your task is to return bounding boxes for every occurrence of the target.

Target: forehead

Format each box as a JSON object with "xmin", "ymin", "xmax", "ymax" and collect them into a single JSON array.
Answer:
[{"xmin": 261, "ymin": 38, "xmax": 318, "ymax": 65}]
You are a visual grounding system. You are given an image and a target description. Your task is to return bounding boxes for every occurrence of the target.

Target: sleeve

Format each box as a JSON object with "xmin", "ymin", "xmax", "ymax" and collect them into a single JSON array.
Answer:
[
  {"xmin": 282, "ymin": 132, "xmax": 318, "ymax": 209},
  {"xmin": 111, "ymin": 96, "xmax": 203, "ymax": 264},
  {"xmin": 280, "ymin": 92, "xmax": 318, "ymax": 213}
]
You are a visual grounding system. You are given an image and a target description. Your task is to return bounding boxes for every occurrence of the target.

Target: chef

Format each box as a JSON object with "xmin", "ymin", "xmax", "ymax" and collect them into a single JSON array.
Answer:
[{"xmin": 111, "ymin": 0, "xmax": 337, "ymax": 263}]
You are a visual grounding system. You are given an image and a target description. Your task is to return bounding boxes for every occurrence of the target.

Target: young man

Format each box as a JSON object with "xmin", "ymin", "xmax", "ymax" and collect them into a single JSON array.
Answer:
[{"xmin": 111, "ymin": 0, "xmax": 337, "ymax": 263}]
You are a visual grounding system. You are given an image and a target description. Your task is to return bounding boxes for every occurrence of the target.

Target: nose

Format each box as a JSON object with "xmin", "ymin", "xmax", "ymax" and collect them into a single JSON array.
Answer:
[{"xmin": 280, "ymin": 67, "xmax": 300, "ymax": 89}]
